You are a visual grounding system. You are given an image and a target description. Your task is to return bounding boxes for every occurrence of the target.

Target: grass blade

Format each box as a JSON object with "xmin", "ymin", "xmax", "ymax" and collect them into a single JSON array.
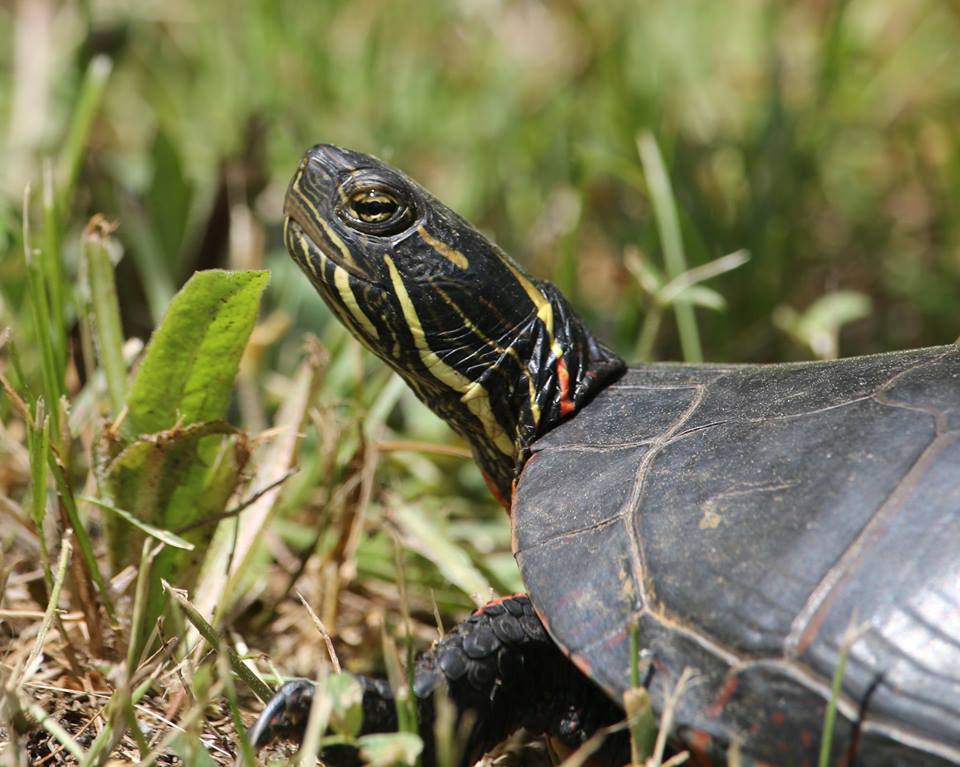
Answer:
[
  {"xmin": 19, "ymin": 539, "xmax": 71, "ymax": 686},
  {"xmin": 165, "ymin": 581, "xmax": 274, "ymax": 703},
  {"xmin": 22, "ymin": 186, "xmax": 63, "ymax": 438},
  {"xmin": 48, "ymin": 447, "xmax": 116, "ymax": 621},
  {"xmin": 26, "ymin": 400, "xmax": 54, "ymax": 593},
  {"xmin": 818, "ymin": 613, "xmax": 864, "ymax": 767},
  {"xmin": 81, "ymin": 496, "xmax": 195, "ymax": 551},
  {"xmin": 22, "ymin": 700, "xmax": 86, "ymax": 761},
  {"xmin": 82, "ymin": 215, "xmax": 128, "ymax": 416},
  {"xmin": 57, "ymin": 54, "xmax": 113, "ymax": 210},
  {"xmin": 41, "ymin": 161, "xmax": 67, "ymax": 385},
  {"xmin": 636, "ymin": 131, "xmax": 703, "ymax": 363},
  {"xmin": 391, "ymin": 501, "xmax": 493, "ymax": 603}
]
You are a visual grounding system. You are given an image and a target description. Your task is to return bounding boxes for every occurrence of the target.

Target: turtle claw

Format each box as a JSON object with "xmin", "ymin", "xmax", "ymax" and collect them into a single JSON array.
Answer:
[{"xmin": 248, "ymin": 679, "xmax": 315, "ymax": 747}]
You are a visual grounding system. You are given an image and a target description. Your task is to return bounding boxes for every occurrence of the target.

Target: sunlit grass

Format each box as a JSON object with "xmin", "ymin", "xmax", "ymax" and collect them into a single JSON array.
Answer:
[{"xmin": 0, "ymin": 1, "xmax": 958, "ymax": 764}]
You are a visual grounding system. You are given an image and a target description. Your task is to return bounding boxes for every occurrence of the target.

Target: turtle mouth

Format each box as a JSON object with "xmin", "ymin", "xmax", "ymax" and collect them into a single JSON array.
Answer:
[
  {"xmin": 283, "ymin": 155, "xmax": 379, "ymax": 284},
  {"xmin": 283, "ymin": 212, "xmax": 379, "ymax": 289},
  {"xmin": 284, "ymin": 216, "xmax": 389, "ymax": 344}
]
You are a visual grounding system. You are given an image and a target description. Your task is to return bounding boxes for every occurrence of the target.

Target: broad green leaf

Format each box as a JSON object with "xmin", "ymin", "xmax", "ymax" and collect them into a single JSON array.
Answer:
[
  {"xmin": 357, "ymin": 733, "xmax": 424, "ymax": 767},
  {"xmin": 124, "ymin": 269, "xmax": 269, "ymax": 437},
  {"xmin": 102, "ymin": 420, "xmax": 237, "ymax": 569},
  {"xmin": 327, "ymin": 672, "xmax": 364, "ymax": 738},
  {"xmin": 146, "ymin": 432, "xmax": 247, "ymax": 626},
  {"xmin": 99, "ymin": 270, "xmax": 266, "ymax": 628}
]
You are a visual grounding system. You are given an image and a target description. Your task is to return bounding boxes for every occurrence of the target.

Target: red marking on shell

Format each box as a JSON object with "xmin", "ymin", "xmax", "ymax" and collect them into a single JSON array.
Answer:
[
  {"xmin": 537, "ymin": 605, "xmax": 552, "ymax": 632},
  {"xmin": 599, "ymin": 628, "xmax": 626, "ymax": 651},
  {"xmin": 568, "ymin": 651, "xmax": 593, "ymax": 678},
  {"xmin": 472, "ymin": 593, "xmax": 528, "ymax": 616},
  {"xmin": 770, "ymin": 710, "xmax": 786, "ymax": 726},
  {"xmin": 800, "ymin": 729, "xmax": 815, "ymax": 748},
  {"xmin": 706, "ymin": 674, "xmax": 739, "ymax": 718},
  {"xmin": 556, "ymin": 356, "xmax": 575, "ymax": 416},
  {"xmin": 686, "ymin": 729, "xmax": 715, "ymax": 766}
]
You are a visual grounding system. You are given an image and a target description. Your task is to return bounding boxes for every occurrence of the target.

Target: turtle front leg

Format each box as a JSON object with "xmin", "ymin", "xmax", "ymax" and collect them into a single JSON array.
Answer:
[{"xmin": 250, "ymin": 595, "xmax": 626, "ymax": 765}]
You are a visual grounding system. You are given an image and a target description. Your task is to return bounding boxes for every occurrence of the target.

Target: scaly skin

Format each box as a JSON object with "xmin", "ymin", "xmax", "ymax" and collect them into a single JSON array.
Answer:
[{"xmin": 249, "ymin": 596, "xmax": 627, "ymax": 765}]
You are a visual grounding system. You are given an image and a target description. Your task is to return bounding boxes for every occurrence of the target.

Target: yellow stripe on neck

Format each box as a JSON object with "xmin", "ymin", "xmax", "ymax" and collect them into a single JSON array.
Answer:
[
  {"xmin": 501, "ymin": 260, "xmax": 564, "ymax": 360},
  {"xmin": 385, "ymin": 254, "xmax": 515, "ymax": 457}
]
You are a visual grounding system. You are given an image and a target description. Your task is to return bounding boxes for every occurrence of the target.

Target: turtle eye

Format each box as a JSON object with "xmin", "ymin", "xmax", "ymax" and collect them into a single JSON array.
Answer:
[
  {"xmin": 350, "ymin": 190, "xmax": 399, "ymax": 223},
  {"xmin": 339, "ymin": 183, "xmax": 415, "ymax": 235}
]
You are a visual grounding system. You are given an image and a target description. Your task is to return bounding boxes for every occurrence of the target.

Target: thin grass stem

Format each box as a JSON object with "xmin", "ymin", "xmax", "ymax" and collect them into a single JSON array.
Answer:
[
  {"xmin": 82, "ymin": 216, "xmax": 128, "ymax": 416},
  {"xmin": 636, "ymin": 132, "xmax": 703, "ymax": 362},
  {"xmin": 57, "ymin": 55, "xmax": 113, "ymax": 211}
]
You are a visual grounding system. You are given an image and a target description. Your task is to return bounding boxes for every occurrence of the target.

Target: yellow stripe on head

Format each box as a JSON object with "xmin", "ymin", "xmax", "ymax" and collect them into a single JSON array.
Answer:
[
  {"xmin": 297, "ymin": 232, "xmax": 369, "ymax": 341},
  {"xmin": 417, "ymin": 225, "xmax": 469, "ymax": 270},
  {"xmin": 291, "ymin": 174, "xmax": 359, "ymax": 272},
  {"xmin": 334, "ymin": 265, "xmax": 379, "ymax": 339}
]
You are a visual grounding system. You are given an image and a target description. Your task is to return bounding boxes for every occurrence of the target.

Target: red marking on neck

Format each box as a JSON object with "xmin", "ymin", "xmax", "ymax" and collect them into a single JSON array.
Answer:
[
  {"xmin": 686, "ymin": 730, "xmax": 715, "ymax": 766},
  {"xmin": 482, "ymin": 472, "xmax": 511, "ymax": 510},
  {"xmin": 556, "ymin": 356, "xmax": 575, "ymax": 416}
]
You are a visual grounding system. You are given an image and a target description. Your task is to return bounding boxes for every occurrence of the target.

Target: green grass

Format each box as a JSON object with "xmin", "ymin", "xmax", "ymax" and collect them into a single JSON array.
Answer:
[{"xmin": 0, "ymin": 2, "xmax": 959, "ymax": 765}]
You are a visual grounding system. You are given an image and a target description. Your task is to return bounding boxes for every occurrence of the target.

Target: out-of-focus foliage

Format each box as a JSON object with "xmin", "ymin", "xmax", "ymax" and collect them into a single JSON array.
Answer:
[
  {"xmin": 1, "ymin": 0, "xmax": 958, "ymax": 364},
  {"xmin": 0, "ymin": 3, "xmax": 958, "ymax": 761}
]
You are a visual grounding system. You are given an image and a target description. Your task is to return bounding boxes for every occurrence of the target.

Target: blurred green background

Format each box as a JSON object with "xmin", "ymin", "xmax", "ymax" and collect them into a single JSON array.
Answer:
[
  {"xmin": 2, "ymin": 0, "xmax": 958, "ymax": 365},
  {"xmin": 0, "ymin": 4, "xmax": 959, "ymax": 751}
]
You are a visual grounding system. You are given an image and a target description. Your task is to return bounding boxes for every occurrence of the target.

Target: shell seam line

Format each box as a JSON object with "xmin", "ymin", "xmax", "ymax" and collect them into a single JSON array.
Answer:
[{"xmin": 619, "ymin": 383, "xmax": 708, "ymax": 610}]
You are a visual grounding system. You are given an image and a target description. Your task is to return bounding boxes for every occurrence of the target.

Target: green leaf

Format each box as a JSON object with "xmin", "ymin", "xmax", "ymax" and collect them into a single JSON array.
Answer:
[
  {"xmin": 392, "ymin": 502, "xmax": 493, "ymax": 602},
  {"xmin": 82, "ymin": 218, "xmax": 128, "ymax": 416},
  {"xmin": 168, "ymin": 734, "xmax": 220, "ymax": 767},
  {"xmin": 81, "ymin": 496, "xmax": 194, "ymax": 550},
  {"xmin": 147, "ymin": 130, "xmax": 194, "ymax": 271},
  {"xmin": 623, "ymin": 246, "xmax": 664, "ymax": 299},
  {"xmin": 167, "ymin": 583, "xmax": 274, "ymax": 704},
  {"xmin": 773, "ymin": 290, "xmax": 872, "ymax": 360},
  {"xmin": 124, "ymin": 269, "xmax": 269, "ymax": 437},
  {"xmin": 102, "ymin": 420, "xmax": 238, "ymax": 569},
  {"xmin": 327, "ymin": 672, "xmax": 364, "ymax": 738},
  {"xmin": 637, "ymin": 131, "xmax": 703, "ymax": 363},
  {"xmin": 624, "ymin": 687, "xmax": 657, "ymax": 763},
  {"xmin": 357, "ymin": 733, "xmax": 424, "ymax": 767},
  {"xmin": 669, "ymin": 284, "xmax": 727, "ymax": 311},
  {"xmin": 99, "ymin": 269, "xmax": 266, "ymax": 627},
  {"xmin": 798, "ymin": 291, "xmax": 872, "ymax": 334}
]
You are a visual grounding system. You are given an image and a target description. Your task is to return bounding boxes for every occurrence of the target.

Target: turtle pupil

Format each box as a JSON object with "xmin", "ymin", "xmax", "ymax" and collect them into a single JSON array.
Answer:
[{"xmin": 352, "ymin": 191, "xmax": 399, "ymax": 223}]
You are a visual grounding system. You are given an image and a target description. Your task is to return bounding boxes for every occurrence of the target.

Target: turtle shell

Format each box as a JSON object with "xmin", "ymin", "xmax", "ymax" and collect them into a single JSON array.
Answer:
[{"xmin": 514, "ymin": 343, "xmax": 960, "ymax": 766}]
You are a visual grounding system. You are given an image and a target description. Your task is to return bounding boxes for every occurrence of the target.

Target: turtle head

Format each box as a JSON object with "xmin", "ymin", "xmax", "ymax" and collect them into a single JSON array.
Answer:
[{"xmin": 285, "ymin": 144, "xmax": 624, "ymax": 503}]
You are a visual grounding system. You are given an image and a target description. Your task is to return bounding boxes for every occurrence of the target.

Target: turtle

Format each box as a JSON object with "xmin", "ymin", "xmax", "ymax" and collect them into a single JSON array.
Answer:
[{"xmin": 250, "ymin": 144, "xmax": 960, "ymax": 766}]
